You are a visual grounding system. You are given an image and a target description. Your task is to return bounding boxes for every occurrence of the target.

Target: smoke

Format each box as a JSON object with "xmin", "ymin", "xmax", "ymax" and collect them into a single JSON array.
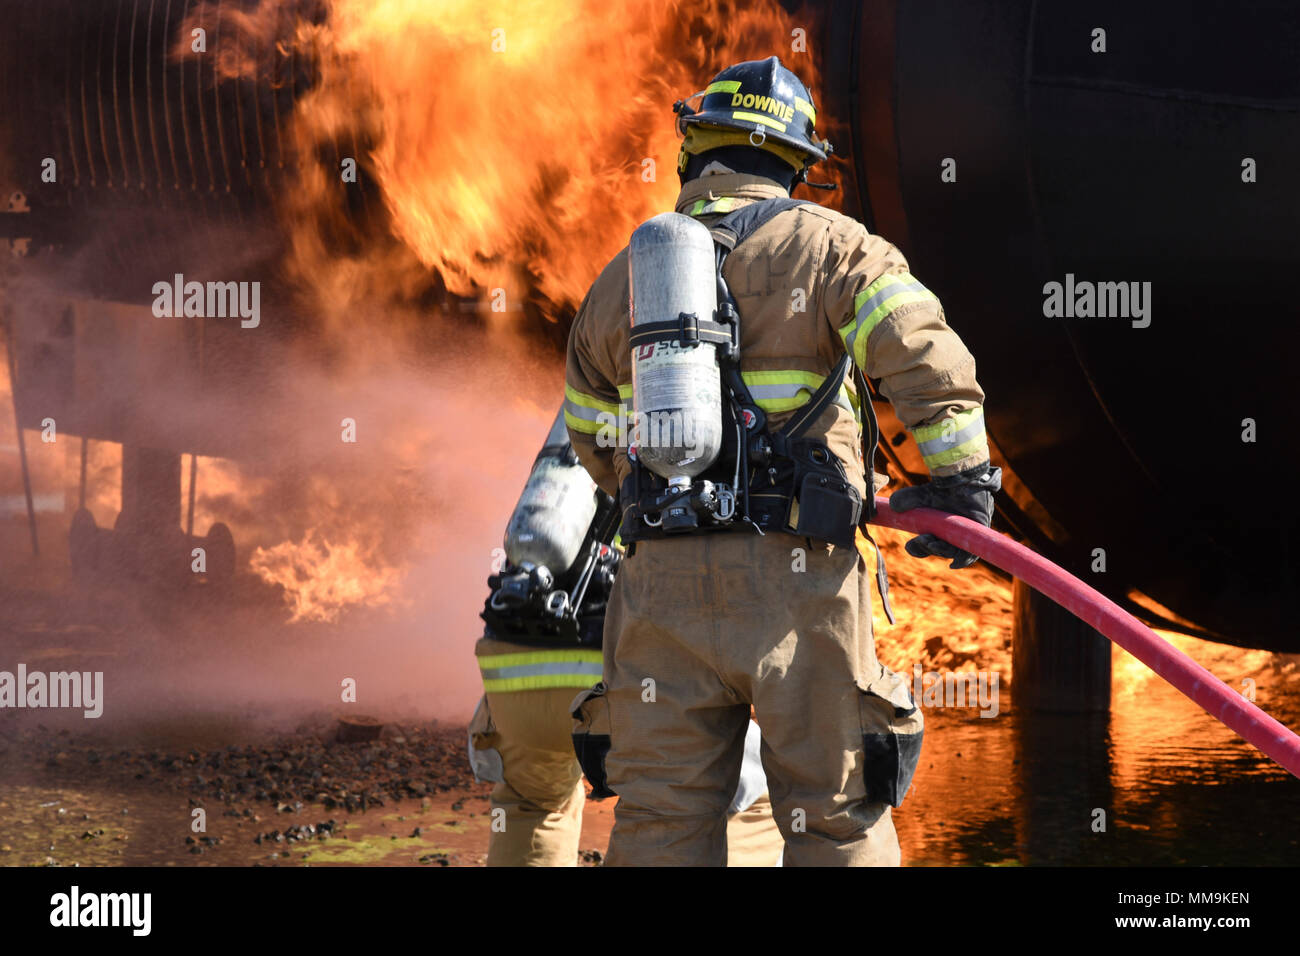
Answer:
[
  {"xmin": 2, "ymin": 254, "xmax": 561, "ymax": 728},
  {"xmin": 0, "ymin": 0, "xmax": 823, "ymax": 737}
]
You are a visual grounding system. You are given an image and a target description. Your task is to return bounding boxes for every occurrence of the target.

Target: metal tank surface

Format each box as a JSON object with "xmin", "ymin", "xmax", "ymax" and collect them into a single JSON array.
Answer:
[
  {"xmin": 816, "ymin": 0, "xmax": 1300, "ymax": 650},
  {"xmin": 503, "ymin": 409, "xmax": 599, "ymax": 574},
  {"xmin": 628, "ymin": 212, "xmax": 724, "ymax": 484}
]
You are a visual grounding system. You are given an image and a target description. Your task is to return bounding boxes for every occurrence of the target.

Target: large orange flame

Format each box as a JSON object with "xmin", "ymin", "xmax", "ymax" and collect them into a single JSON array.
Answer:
[
  {"xmin": 172, "ymin": 0, "xmax": 830, "ymax": 330},
  {"xmin": 161, "ymin": 0, "xmax": 833, "ymax": 623},
  {"xmin": 317, "ymin": 0, "xmax": 814, "ymax": 310}
]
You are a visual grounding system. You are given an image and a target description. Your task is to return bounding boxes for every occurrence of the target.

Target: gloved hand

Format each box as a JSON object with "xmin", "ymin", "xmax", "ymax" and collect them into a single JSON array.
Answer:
[{"xmin": 888, "ymin": 462, "xmax": 1002, "ymax": 569}]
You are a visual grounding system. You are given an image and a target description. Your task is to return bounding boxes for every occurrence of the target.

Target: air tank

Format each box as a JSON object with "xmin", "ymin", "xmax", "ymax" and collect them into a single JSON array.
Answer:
[
  {"xmin": 628, "ymin": 212, "xmax": 725, "ymax": 484},
  {"xmin": 503, "ymin": 408, "xmax": 599, "ymax": 574}
]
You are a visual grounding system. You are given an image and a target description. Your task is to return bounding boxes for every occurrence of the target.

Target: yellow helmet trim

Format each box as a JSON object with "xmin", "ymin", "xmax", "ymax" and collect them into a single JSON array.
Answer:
[{"xmin": 677, "ymin": 123, "xmax": 811, "ymax": 173}]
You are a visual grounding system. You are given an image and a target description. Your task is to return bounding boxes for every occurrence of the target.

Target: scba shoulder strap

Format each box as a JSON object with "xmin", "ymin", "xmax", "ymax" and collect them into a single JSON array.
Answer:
[
  {"xmin": 708, "ymin": 196, "xmax": 810, "ymax": 250},
  {"xmin": 627, "ymin": 198, "xmax": 811, "ymax": 353},
  {"xmin": 622, "ymin": 196, "xmax": 882, "ymax": 549},
  {"xmin": 718, "ymin": 199, "xmax": 882, "ymax": 525}
]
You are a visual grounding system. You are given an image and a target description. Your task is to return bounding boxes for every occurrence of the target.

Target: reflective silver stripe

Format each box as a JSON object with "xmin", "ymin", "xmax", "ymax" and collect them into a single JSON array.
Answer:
[
  {"xmin": 915, "ymin": 416, "xmax": 986, "ymax": 458},
  {"xmin": 845, "ymin": 280, "xmax": 930, "ymax": 360},
  {"xmin": 564, "ymin": 399, "xmax": 603, "ymax": 425},
  {"xmin": 842, "ymin": 320, "xmax": 867, "ymax": 365},
  {"xmin": 478, "ymin": 661, "xmax": 604, "ymax": 681},
  {"xmin": 843, "ymin": 324, "xmax": 861, "ymax": 362},
  {"xmin": 746, "ymin": 382, "xmax": 808, "ymax": 401},
  {"xmin": 855, "ymin": 280, "xmax": 930, "ymax": 323},
  {"xmin": 745, "ymin": 381, "xmax": 853, "ymax": 412}
]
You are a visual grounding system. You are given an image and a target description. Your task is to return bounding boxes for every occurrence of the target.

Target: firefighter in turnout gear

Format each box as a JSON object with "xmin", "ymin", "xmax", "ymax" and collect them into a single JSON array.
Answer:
[
  {"xmin": 565, "ymin": 56, "xmax": 1000, "ymax": 866},
  {"xmin": 467, "ymin": 408, "xmax": 786, "ymax": 866}
]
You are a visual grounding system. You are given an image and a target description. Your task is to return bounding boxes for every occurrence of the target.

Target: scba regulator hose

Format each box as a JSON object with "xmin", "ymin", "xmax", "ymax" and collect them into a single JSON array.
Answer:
[{"xmin": 870, "ymin": 497, "xmax": 1300, "ymax": 779}]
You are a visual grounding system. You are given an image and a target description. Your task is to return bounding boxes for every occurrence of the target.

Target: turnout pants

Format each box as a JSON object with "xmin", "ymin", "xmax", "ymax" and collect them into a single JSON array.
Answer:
[
  {"xmin": 471, "ymin": 637, "xmax": 599, "ymax": 867},
  {"xmin": 472, "ymin": 636, "xmax": 786, "ymax": 866},
  {"xmin": 578, "ymin": 531, "xmax": 923, "ymax": 867}
]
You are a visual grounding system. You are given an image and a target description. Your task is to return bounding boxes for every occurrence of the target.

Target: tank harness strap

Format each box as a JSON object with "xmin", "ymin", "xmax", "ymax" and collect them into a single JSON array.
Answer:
[
  {"xmin": 623, "ymin": 196, "xmax": 874, "ymax": 552},
  {"xmin": 860, "ymin": 524, "xmax": 895, "ymax": 625},
  {"xmin": 707, "ymin": 197, "xmax": 811, "ymax": 250},
  {"xmin": 851, "ymin": 363, "xmax": 893, "ymax": 622},
  {"xmin": 483, "ymin": 482, "xmax": 622, "ymax": 646},
  {"xmin": 709, "ymin": 197, "xmax": 813, "ymax": 416},
  {"xmin": 852, "ymin": 364, "xmax": 881, "ymax": 522},
  {"xmin": 773, "ymin": 352, "xmax": 851, "ymax": 443},
  {"xmin": 629, "ymin": 312, "xmax": 733, "ymax": 348}
]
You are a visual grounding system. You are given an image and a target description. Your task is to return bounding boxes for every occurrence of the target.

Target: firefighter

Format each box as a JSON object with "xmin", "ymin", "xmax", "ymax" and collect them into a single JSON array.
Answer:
[
  {"xmin": 467, "ymin": 409, "xmax": 785, "ymax": 866},
  {"xmin": 564, "ymin": 56, "xmax": 1001, "ymax": 866}
]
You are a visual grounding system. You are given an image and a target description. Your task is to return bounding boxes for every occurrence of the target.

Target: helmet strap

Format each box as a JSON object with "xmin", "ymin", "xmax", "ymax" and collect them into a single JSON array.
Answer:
[{"xmin": 793, "ymin": 165, "xmax": 837, "ymax": 192}]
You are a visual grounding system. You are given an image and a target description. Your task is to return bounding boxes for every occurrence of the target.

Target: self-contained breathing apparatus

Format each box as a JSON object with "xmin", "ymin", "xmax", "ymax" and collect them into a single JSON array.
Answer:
[
  {"xmin": 620, "ymin": 198, "xmax": 884, "ymax": 556},
  {"xmin": 482, "ymin": 408, "xmax": 621, "ymax": 647}
]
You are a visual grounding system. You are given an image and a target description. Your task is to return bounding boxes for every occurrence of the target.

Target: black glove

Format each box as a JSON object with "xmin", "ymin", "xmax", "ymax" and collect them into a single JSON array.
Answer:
[{"xmin": 888, "ymin": 463, "xmax": 1001, "ymax": 569}]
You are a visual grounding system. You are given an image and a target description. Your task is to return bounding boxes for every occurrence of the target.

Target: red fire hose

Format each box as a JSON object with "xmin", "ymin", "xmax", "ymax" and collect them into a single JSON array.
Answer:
[{"xmin": 870, "ymin": 497, "xmax": 1300, "ymax": 779}]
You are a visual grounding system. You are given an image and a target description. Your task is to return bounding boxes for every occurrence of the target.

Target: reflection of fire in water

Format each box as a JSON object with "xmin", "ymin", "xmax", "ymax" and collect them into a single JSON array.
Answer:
[{"xmin": 248, "ymin": 531, "xmax": 405, "ymax": 623}]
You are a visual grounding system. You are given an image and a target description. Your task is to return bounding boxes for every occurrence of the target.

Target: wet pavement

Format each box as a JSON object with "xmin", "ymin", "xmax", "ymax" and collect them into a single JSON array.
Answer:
[
  {"xmin": 2, "ymin": 522, "xmax": 1298, "ymax": 867},
  {"xmin": 2, "ymin": 681, "xmax": 1296, "ymax": 868}
]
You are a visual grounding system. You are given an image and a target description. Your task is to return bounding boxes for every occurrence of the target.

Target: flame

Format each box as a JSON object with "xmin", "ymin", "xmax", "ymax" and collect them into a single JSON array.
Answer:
[
  {"xmin": 157, "ymin": 0, "xmax": 833, "ymax": 626},
  {"xmin": 178, "ymin": 0, "xmax": 831, "ymax": 332},
  {"xmin": 249, "ymin": 529, "xmax": 406, "ymax": 623},
  {"xmin": 864, "ymin": 524, "xmax": 1015, "ymax": 681},
  {"xmin": 1111, "ymin": 628, "xmax": 1296, "ymax": 701},
  {"xmin": 0, "ymin": 334, "xmax": 121, "ymax": 525},
  {"xmin": 318, "ymin": 0, "xmax": 807, "ymax": 309}
]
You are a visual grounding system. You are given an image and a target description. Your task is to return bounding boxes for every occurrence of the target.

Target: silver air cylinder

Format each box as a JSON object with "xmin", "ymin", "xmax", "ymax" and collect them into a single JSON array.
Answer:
[
  {"xmin": 629, "ymin": 212, "xmax": 724, "ymax": 483},
  {"xmin": 503, "ymin": 407, "xmax": 599, "ymax": 573}
]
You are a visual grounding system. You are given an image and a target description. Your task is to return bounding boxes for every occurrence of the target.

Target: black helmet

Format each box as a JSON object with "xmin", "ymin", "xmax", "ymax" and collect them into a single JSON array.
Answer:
[{"xmin": 674, "ymin": 56, "xmax": 831, "ymax": 170}]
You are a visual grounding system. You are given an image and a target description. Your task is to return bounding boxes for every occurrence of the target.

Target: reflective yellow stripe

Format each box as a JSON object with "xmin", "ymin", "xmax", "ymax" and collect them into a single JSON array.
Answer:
[
  {"xmin": 478, "ymin": 649, "xmax": 602, "ymax": 668},
  {"xmin": 565, "ymin": 410, "xmax": 603, "ymax": 435},
  {"xmin": 478, "ymin": 649, "xmax": 602, "ymax": 693},
  {"xmin": 706, "ymin": 80, "xmax": 741, "ymax": 95},
  {"xmin": 483, "ymin": 674, "xmax": 603, "ymax": 693},
  {"xmin": 688, "ymin": 197, "xmax": 740, "ymax": 217},
  {"xmin": 622, "ymin": 372, "xmax": 858, "ymax": 426},
  {"xmin": 912, "ymin": 407, "xmax": 983, "ymax": 443},
  {"xmin": 912, "ymin": 408, "xmax": 988, "ymax": 469},
  {"xmin": 740, "ymin": 370, "xmax": 854, "ymax": 416},
  {"xmin": 732, "ymin": 110, "xmax": 787, "ymax": 132},
  {"xmin": 564, "ymin": 413, "xmax": 600, "ymax": 435},
  {"xmin": 565, "ymin": 384, "xmax": 620, "ymax": 436},
  {"xmin": 839, "ymin": 272, "xmax": 938, "ymax": 367},
  {"xmin": 793, "ymin": 96, "xmax": 816, "ymax": 123},
  {"xmin": 565, "ymin": 384, "xmax": 618, "ymax": 414},
  {"xmin": 919, "ymin": 436, "xmax": 989, "ymax": 469}
]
